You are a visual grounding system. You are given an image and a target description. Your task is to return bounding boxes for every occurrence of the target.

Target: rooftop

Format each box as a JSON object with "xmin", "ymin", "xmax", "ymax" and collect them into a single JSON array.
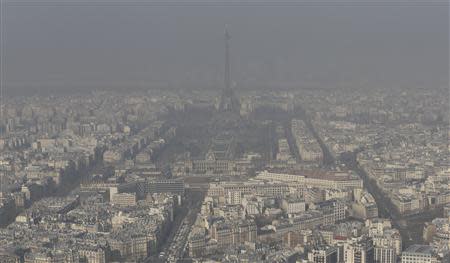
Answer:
[{"xmin": 404, "ymin": 245, "xmax": 435, "ymax": 255}]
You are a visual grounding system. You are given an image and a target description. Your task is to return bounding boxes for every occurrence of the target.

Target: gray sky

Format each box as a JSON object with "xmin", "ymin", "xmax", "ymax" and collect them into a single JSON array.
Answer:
[{"xmin": 3, "ymin": 1, "xmax": 449, "ymax": 91}]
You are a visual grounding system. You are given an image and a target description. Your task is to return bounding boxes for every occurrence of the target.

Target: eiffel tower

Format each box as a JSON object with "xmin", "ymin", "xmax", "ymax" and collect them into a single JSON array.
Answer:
[{"xmin": 218, "ymin": 26, "xmax": 241, "ymax": 114}]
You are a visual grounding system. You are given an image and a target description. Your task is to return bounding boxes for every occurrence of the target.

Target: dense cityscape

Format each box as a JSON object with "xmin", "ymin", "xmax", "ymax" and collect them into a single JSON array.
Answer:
[
  {"xmin": 0, "ymin": 4, "xmax": 449, "ymax": 263},
  {"xmin": 0, "ymin": 77, "xmax": 448, "ymax": 263}
]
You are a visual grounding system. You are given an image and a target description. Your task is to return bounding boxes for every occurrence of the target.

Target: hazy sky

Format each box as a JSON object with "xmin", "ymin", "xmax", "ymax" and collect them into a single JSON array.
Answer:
[{"xmin": 3, "ymin": 1, "xmax": 449, "ymax": 91}]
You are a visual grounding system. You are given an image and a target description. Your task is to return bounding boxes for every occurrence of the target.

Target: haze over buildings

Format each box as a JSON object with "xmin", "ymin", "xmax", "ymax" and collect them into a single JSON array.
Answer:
[
  {"xmin": 4, "ymin": 1, "xmax": 448, "ymax": 92},
  {"xmin": 0, "ymin": 1, "xmax": 448, "ymax": 262}
]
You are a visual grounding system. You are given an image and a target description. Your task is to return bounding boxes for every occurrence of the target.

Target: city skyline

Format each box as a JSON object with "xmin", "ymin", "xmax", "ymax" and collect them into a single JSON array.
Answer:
[{"xmin": 0, "ymin": 1, "xmax": 448, "ymax": 262}]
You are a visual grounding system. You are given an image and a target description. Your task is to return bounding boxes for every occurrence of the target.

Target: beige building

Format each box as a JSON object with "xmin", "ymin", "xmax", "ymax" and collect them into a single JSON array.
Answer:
[
  {"xmin": 257, "ymin": 169, "xmax": 363, "ymax": 190},
  {"xmin": 401, "ymin": 245, "xmax": 441, "ymax": 263},
  {"xmin": 111, "ymin": 192, "xmax": 137, "ymax": 207},
  {"xmin": 78, "ymin": 247, "xmax": 106, "ymax": 263}
]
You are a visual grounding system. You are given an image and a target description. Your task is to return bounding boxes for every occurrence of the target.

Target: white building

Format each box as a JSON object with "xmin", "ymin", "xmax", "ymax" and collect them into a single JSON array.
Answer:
[{"xmin": 401, "ymin": 245, "xmax": 441, "ymax": 263}]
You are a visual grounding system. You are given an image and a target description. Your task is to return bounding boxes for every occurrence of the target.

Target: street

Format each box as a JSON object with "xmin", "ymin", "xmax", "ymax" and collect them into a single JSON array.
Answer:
[{"xmin": 146, "ymin": 189, "xmax": 205, "ymax": 263}]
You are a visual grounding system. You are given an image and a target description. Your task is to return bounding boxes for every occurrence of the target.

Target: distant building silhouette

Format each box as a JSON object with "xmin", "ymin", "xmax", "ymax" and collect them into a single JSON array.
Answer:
[{"xmin": 219, "ymin": 26, "xmax": 241, "ymax": 114}]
